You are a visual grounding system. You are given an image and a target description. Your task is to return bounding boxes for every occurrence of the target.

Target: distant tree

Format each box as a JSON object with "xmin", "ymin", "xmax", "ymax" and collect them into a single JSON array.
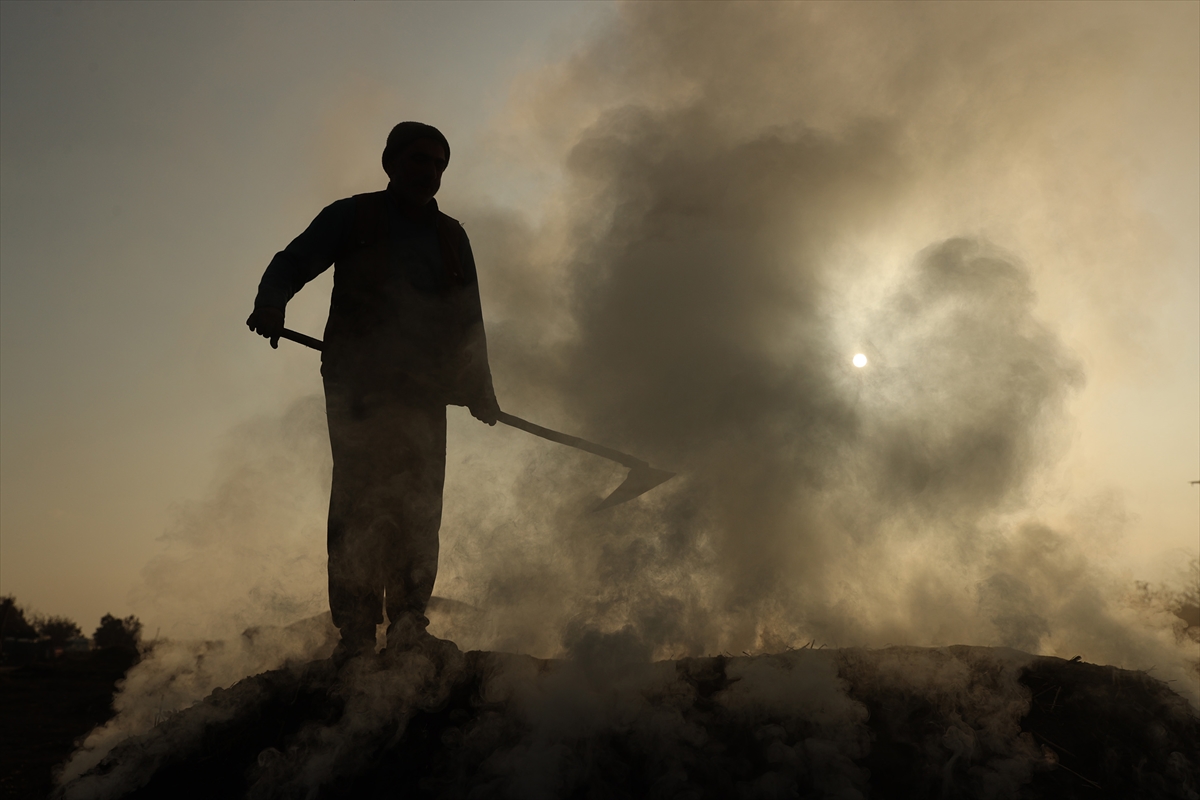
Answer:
[
  {"xmin": 93, "ymin": 614, "xmax": 142, "ymax": 652},
  {"xmin": 36, "ymin": 615, "xmax": 83, "ymax": 647},
  {"xmin": 0, "ymin": 596, "xmax": 38, "ymax": 639}
]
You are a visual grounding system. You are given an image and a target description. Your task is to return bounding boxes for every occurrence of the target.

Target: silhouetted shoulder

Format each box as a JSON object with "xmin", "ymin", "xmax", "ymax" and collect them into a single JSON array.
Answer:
[{"xmin": 435, "ymin": 211, "xmax": 477, "ymax": 283}]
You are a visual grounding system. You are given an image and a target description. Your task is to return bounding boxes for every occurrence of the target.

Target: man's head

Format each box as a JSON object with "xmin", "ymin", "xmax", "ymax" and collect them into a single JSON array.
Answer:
[{"xmin": 383, "ymin": 122, "xmax": 450, "ymax": 207}]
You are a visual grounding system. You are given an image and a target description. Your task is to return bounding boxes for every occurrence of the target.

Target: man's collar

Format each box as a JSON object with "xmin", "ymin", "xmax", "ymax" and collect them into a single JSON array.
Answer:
[{"xmin": 385, "ymin": 182, "xmax": 438, "ymax": 216}]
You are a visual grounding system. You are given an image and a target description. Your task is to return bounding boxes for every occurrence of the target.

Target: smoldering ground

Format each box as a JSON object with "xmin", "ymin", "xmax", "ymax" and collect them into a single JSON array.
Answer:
[{"xmin": 58, "ymin": 2, "xmax": 1198, "ymax": 797}]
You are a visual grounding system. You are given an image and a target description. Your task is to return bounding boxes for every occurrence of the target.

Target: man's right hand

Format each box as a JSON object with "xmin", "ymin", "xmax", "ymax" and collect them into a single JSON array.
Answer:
[
  {"xmin": 468, "ymin": 393, "xmax": 501, "ymax": 426},
  {"xmin": 246, "ymin": 307, "xmax": 285, "ymax": 349}
]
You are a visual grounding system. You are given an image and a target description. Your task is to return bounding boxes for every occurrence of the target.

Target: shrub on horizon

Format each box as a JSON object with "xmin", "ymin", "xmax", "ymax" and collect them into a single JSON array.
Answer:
[
  {"xmin": 36, "ymin": 615, "xmax": 84, "ymax": 647},
  {"xmin": 93, "ymin": 613, "xmax": 142, "ymax": 652},
  {"xmin": 0, "ymin": 595, "xmax": 38, "ymax": 639}
]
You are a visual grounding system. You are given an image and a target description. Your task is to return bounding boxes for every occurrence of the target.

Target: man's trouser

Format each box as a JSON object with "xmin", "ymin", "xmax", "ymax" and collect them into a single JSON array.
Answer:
[{"xmin": 324, "ymin": 381, "xmax": 447, "ymax": 648}]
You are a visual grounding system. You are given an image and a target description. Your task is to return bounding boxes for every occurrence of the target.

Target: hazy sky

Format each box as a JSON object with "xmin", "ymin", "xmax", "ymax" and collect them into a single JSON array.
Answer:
[
  {"xmin": 0, "ymin": 0, "xmax": 615, "ymax": 628},
  {"xmin": 1, "ymin": 0, "xmax": 1197, "ymax": 662}
]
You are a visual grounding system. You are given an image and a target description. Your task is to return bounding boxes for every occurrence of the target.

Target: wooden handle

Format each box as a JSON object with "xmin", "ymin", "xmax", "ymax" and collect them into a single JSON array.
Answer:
[
  {"xmin": 277, "ymin": 327, "xmax": 645, "ymax": 470},
  {"xmin": 280, "ymin": 328, "xmax": 324, "ymax": 351},
  {"xmin": 496, "ymin": 412, "xmax": 645, "ymax": 469}
]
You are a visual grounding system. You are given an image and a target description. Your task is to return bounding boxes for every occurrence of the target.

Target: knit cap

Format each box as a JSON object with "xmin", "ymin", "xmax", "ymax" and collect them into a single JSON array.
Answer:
[{"xmin": 382, "ymin": 122, "xmax": 450, "ymax": 171}]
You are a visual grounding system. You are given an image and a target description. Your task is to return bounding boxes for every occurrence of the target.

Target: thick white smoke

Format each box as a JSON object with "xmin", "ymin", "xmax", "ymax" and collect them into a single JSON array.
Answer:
[{"xmin": 440, "ymin": 2, "xmax": 1196, "ymax": 688}]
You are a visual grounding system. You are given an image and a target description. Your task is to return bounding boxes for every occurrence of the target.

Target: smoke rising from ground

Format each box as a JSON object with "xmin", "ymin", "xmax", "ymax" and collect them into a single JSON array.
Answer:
[
  {"xmin": 448, "ymin": 2, "xmax": 1195, "ymax": 682},
  {"xmin": 135, "ymin": 397, "xmax": 332, "ymax": 640},
  {"xmin": 60, "ymin": 2, "xmax": 1198, "ymax": 789}
]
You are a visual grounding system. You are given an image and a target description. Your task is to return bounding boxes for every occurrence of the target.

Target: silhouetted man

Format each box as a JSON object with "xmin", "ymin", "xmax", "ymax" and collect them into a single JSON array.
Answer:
[{"xmin": 247, "ymin": 122, "xmax": 499, "ymax": 663}]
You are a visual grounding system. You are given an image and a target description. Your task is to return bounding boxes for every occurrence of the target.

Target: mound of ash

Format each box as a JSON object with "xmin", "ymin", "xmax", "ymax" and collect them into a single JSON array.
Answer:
[{"xmin": 57, "ymin": 644, "xmax": 1196, "ymax": 800}]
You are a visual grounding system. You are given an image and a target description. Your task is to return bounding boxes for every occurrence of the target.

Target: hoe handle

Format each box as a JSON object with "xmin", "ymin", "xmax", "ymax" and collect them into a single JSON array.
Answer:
[
  {"xmin": 280, "ymin": 328, "xmax": 324, "ymax": 351},
  {"xmin": 495, "ymin": 412, "xmax": 645, "ymax": 470},
  {"xmin": 278, "ymin": 328, "xmax": 645, "ymax": 470}
]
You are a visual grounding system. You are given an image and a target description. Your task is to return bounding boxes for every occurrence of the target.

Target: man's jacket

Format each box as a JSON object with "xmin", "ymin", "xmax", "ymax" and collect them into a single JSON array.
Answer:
[{"xmin": 255, "ymin": 189, "xmax": 495, "ymax": 406}]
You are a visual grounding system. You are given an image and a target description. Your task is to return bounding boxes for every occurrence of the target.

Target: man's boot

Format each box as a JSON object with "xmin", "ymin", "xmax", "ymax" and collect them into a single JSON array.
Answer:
[
  {"xmin": 330, "ymin": 625, "xmax": 377, "ymax": 667},
  {"xmin": 383, "ymin": 613, "xmax": 434, "ymax": 655},
  {"xmin": 382, "ymin": 613, "xmax": 464, "ymax": 669}
]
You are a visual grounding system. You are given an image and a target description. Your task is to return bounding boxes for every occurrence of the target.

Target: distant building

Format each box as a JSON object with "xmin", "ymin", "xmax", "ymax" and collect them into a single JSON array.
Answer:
[{"xmin": 64, "ymin": 636, "xmax": 91, "ymax": 654}]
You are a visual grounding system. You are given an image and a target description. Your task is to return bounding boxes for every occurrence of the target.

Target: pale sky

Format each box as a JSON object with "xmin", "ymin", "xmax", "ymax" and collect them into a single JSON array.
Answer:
[
  {"xmin": 0, "ymin": 0, "xmax": 616, "ymax": 630},
  {"xmin": 1, "ymin": 0, "xmax": 1196, "ymax": 654}
]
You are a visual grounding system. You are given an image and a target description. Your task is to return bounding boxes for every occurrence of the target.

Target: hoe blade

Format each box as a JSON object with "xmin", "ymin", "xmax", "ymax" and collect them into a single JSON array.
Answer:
[{"xmin": 593, "ymin": 465, "xmax": 676, "ymax": 512}]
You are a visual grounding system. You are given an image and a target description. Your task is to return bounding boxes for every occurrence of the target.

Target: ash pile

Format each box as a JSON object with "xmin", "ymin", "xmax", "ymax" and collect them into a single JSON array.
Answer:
[{"xmin": 56, "ymin": 643, "xmax": 1196, "ymax": 800}]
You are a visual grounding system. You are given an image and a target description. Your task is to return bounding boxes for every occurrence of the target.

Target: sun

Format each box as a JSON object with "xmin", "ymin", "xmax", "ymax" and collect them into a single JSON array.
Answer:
[{"xmin": 852, "ymin": 353, "xmax": 868, "ymax": 368}]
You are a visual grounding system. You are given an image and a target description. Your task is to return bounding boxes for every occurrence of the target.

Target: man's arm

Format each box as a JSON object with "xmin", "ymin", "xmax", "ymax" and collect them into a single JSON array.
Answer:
[
  {"xmin": 461, "ymin": 299, "xmax": 500, "ymax": 425},
  {"xmin": 246, "ymin": 198, "xmax": 355, "ymax": 347},
  {"xmin": 453, "ymin": 227, "xmax": 500, "ymax": 425}
]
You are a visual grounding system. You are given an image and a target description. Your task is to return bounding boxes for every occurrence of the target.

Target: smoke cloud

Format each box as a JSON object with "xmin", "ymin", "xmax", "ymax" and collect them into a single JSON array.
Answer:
[
  {"xmin": 59, "ymin": 2, "xmax": 1198, "ymax": 791},
  {"xmin": 445, "ymin": 1, "xmax": 1195, "ymax": 682}
]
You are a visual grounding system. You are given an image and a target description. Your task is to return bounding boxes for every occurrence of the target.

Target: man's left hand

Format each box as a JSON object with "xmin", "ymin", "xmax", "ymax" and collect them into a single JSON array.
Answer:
[
  {"xmin": 246, "ymin": 306, "xmax": 285, "ymax": 349},
  {"xmin": 469, "ymin": 395, "xmax": 501, "ymax": 426}
]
